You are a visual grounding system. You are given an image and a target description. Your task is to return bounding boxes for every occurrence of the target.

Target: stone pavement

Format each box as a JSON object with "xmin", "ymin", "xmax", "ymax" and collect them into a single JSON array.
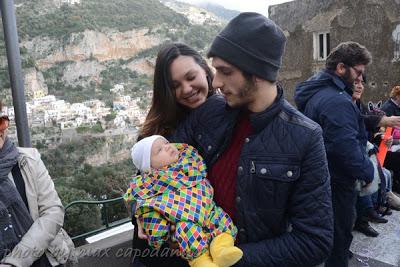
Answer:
[{"xmin": 350, "ymin": 209, "xmax": 400, "ymax": 266}]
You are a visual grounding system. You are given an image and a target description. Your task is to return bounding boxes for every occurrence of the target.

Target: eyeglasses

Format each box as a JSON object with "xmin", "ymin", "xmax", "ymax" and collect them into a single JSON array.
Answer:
[
  {"xmin": 347, "ymin": 65, "xmax": 364, "ymax": 78},
  {"xmin": 0, "ymin": 114, "xmax": 10, "ymax": 131}
]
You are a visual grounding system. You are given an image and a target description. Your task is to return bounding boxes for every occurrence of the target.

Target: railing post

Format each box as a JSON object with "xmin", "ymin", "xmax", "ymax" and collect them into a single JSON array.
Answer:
[
  {"xmin": 103, "ymin": 203, "xmax": 110, "ymax": 229},
  {"xmin": 0, "ymin": 0, "xmax": 31, "ymax": 147}
]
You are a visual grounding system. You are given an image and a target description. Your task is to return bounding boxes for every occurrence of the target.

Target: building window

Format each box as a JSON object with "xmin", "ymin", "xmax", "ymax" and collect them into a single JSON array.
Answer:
[
  {"xmin": 394, "ymin": 32, "xmax": 400, "ymax": 61},
  {"xmin": 313, "ymin": 32, "xmax": 330, "ymax": 61}
]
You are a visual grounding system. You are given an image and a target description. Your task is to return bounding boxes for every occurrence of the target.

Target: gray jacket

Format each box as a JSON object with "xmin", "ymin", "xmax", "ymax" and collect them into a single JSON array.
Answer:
[{"xmin": 2, "ymin": 148, "xmax": 75, "ymax": 267}]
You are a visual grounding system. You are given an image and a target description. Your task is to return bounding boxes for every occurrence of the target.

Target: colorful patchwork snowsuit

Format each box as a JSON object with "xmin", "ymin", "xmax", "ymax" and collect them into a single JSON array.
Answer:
[{"xmin": 124, "ymin": 143, "xmax": 237, "ymax": 260}]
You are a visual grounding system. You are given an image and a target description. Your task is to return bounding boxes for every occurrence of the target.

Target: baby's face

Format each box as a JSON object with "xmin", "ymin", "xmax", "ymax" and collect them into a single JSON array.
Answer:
[{"xmin": 150, "ymin": 137, "xmax": 180, "ymax": 169}]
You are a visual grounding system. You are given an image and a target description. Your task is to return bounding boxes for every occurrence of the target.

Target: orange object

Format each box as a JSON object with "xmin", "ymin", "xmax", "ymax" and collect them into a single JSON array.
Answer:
[{"xmin": 377, "ymin": 127, "xmax": 393, "ymax": 166}]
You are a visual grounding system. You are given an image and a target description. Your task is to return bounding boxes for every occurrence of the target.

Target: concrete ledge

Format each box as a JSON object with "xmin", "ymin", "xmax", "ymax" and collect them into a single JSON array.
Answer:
[
  {"xmin": 71, "ymin": 225, "xmax": 134, "ymax": 267},
  {"xmin": 69, "ymin": 211, "xmax": 400, "ymax": 267}
]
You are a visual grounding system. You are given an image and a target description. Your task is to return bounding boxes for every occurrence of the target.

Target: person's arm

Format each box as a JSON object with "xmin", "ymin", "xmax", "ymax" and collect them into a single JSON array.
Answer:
[
  {"xmin": 379, "ymin": 115, "xmax": 400, "ymax": 128},
  {"xmin": 2, "ymin": 149, "xmax": 64, "ymax": 267},
  {"xmin": 170, "ymin": 96, "xmax": 224, "ymax": 144},
  {"xmin": 321, "ymin": 100, "xmax": 374, "ymax": 183},
  {"xmin": 362, "ymin": 113, "xmax": 383, "ymax": 131},
  {"xmin": 235, "ymin": 127, "xmax": 333, "ymax": 266}
]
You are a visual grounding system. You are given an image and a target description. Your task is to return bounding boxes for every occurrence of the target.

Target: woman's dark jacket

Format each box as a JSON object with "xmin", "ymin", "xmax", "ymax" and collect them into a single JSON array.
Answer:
[{"xmin": 382, "ymin": 98, "xmax": 400, "ymax": 116}]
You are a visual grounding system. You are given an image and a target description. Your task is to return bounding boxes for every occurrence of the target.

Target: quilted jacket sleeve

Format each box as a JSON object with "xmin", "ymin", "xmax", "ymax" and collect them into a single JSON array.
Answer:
[{"xmin": 320, "ymin": 99, "xmax": 374, "ymax": 183}]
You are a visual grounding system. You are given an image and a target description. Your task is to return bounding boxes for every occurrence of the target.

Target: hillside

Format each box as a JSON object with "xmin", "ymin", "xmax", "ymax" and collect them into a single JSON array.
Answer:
[
  {"xmin": 15, "ymin": 0, "xmax": 189, "ymax": 39},
  {"xmin": 196, "ymin": 2, "xmax": 240, "ymax": 20},
  {"xmin": 0, "ymin": 0, "xmax": 227, "ymax": 238},
  {"xmin": 0, "ymin": 0, "xmax": 224, "ymax": 104}
]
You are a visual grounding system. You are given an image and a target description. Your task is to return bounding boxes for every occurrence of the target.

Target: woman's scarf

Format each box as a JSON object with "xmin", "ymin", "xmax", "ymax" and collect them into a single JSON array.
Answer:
[{"xmin": 0, "ymin": 137, "xmax": 34, "ymax": 260}]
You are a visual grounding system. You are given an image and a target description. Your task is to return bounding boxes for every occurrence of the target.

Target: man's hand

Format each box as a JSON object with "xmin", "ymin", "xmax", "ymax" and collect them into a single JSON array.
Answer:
[
  {"xmin": 136, "ymin": 218, "xmax": 148, "ymax": 240},
  {"xmin": 380, "ymin": 116, "xmax": 400, "ymax": 127}
]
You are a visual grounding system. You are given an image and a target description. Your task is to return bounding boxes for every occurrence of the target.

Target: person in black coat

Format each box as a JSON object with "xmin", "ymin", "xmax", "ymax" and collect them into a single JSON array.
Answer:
[{"xmin": 381, "ymin": 85, "xmax": 400, "ymax": 117}]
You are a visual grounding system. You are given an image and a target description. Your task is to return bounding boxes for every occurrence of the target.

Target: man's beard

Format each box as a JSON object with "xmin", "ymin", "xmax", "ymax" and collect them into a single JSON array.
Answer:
[
  {"xmin": 239, "ymin": 79, "xmax": 257, "ymax": 98},
  {"xmin": 342, "ymin": 68, "xmax": 355, "ymax": 88}
]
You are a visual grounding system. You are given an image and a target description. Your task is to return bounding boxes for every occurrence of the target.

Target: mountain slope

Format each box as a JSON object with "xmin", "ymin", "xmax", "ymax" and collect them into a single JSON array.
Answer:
[
  {"xmin": 0, "ymin": 0, "xmax": 223, "ymax": 104},
  {"xmin": 196, "ymin": 2, "xmax": 240, "ymax": 20},
  {"xmin": 15, "ymin": 0, "xmax": 190, "ymax": 39}
]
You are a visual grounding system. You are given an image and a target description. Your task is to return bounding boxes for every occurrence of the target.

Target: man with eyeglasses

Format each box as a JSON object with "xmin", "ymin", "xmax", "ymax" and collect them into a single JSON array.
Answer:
[{"xmin": 294, "ymin": 41, "xmax": 374, "ymax": 267}]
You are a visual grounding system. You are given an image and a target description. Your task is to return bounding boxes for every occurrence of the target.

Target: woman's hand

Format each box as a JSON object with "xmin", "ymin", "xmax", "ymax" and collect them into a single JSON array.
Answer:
[
  {"xmin": 383, "ymin": 135, "xmax": 393, "ymax": 148},
  {"xmin": 136, "ymin": 218, "xmax": 149, "ymax": 240},
  {"xmin": 380, "ymin": 116, "xmax": 400, "ymax": 127},
  {"xmin": 168, "ymin": 224, "xmax": 179, "ymax": 249}
]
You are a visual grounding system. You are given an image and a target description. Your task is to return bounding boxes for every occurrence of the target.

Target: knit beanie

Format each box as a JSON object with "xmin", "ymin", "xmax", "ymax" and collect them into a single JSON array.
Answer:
[
  {"xmin": 131, "ymin": 135, "xmax": 166, "ymax": 172},
  {"xmin": 208, "ymin": 12, "xmax": 286, "ymax": 82}
]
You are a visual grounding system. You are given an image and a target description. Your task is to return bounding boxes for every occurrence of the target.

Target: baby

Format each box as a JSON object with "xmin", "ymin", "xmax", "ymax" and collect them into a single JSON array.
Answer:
[{"xmin": 124, "ymin": 135, "xmax": 242, "ymax": 267}]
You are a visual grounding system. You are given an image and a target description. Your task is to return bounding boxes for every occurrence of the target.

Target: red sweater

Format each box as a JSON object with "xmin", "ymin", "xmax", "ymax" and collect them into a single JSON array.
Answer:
[{"xmin": 208, "ymin": 111, "xmax": 253, "ymax": 222}]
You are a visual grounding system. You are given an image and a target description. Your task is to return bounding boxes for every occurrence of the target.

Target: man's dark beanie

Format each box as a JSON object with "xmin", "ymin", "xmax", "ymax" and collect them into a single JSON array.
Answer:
[{"xmin": 208, "ymin": 12, "xmax": 286, "ymax": 82}]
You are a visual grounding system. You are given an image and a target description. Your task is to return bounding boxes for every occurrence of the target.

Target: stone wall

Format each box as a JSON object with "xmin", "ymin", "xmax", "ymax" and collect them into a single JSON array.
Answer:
[{"xmin": 270, "ymin": 0, "xmax": 400, "ymax": 104}]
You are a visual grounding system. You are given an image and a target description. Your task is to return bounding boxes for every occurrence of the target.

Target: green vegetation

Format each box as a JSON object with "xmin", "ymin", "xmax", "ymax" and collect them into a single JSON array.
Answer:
[
  {"xmin": 15, "ymin": 0, "xmax": 189, "ymax": 39},
  {"xmin": 183, "ymin": 24, "xmax": 221, "ymax": 51},
  {"xmin": 104, "ymin": 111, "xmax": 117, "ymax": 122},
  {"xmin": 41, "ymin": 59, "xmax": 153, "ymax": 104},
  {"xmin": 58, "ymin": 186, "xmax": 102, "ymax": 242},
  {"xmin": 40, "ymin": 136, "xmax": 136, "ymax": 242},
  {"xmin": 0, "ymin": 0, "xmax": 226, "ymax": 241},
  {"xmin": 0, "ymin": 0, "xmax": 223, "ymax": 105},
  {"xmin": 76, "ymin": 121, "xmax": 104, "ymax": 134},
  {"xmin": 99, "ymin": 65, "xmax": 138, "ymax": 92},
  {"xmin": 41, "ymin": 136, "xmax": 106, "ymax": 177},
  {"xmin": 42, "ymin": 61, "xmax": 95, "ymax": 103}
]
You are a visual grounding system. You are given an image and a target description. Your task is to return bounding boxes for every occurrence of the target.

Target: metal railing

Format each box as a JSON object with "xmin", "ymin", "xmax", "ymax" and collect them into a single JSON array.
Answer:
[{"xmin": 65, "ymin": 196, "xmax": 131, "ymax": 241}]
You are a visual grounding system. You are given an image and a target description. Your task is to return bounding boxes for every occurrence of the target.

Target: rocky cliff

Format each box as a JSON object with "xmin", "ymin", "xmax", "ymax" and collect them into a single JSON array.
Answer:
[{"xmin": 0, "ymin": 0, "xmax": 225, "ymax": 104}]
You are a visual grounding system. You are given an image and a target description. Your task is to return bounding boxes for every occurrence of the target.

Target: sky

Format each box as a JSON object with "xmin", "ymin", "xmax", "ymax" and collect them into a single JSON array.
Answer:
[{"xmin": 176, "ymin": 0, "xmax": 293, "ymax": 16}]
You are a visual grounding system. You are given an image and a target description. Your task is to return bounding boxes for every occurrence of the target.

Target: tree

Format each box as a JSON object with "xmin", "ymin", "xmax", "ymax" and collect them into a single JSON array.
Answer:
[{"xmin": 57, "ymin": 186, "xmax": 102, "ymax": 245}]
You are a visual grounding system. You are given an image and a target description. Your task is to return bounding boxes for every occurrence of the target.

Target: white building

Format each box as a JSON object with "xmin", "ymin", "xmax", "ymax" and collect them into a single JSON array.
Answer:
[
  {"xmin": 110, "ymin": 84, "xmax": 125, "ymax": 94},
  {"xmin": 31, "ymin": 95, "xmax": 56, "ymax": 107}
]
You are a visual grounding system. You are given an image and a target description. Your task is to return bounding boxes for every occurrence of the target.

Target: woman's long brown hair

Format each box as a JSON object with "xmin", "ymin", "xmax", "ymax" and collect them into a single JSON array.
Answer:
[{"xmin": 138, "ymin": 43, "xmax": 214, "ymax": 140}]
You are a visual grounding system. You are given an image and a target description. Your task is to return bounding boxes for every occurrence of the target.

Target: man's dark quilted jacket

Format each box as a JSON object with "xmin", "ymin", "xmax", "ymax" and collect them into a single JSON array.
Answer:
[
  {"xmin": 295, "ymin": 69, "xmax": 374, "ymax": 184},
  {"xmin": 172, "ymin": 87, "xmax": 333, "ymax": 267}
]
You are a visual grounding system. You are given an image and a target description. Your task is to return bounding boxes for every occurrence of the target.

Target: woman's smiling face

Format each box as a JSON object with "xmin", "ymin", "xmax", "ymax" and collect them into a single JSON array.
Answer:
[{"xmin": 170, "ymin": 55, "xmax": 209, "ymax": 109}]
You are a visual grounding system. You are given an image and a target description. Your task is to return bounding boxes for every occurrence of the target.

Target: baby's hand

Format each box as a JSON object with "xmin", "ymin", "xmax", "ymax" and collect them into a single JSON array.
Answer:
[{"xmin": 136, "ymin": 218, "xmax": 149, "ymax": 240}]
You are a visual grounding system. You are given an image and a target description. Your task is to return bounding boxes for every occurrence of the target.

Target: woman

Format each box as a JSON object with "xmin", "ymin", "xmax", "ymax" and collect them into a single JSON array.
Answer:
[
  {"xmin": 0, "ymin": 102, "xmax": 75, "ymax": 267},
  {"xmin": 352, "ymin": 77, "xmax": 400, "ymax": 237},
  {"xmin": 132, "ymin": 43, "xmax": 214, "ymax": 267},
  {"xmin": 381, "ymin": 86, "xmax": 400, "ymax": 193},
  {"xmin": 382, "ymin": 85, "xmax": 400, "ymax": 117},
  {"xmin": 352, "ymin": 76, "xmax": 387, "ymax": 237},
  {"xmin": 138, "ymin": 42, "xmax": 214, "ymax": 140}
]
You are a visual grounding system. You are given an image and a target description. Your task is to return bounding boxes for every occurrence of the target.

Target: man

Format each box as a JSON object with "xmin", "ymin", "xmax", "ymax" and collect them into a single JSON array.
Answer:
[
  {"xmin": 295, "ymin": 42, "xmax": 374, "ymax": 267},
  {"xmin": 173, "ymin": 12, "xmax": 333, "ymax": 266}
]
